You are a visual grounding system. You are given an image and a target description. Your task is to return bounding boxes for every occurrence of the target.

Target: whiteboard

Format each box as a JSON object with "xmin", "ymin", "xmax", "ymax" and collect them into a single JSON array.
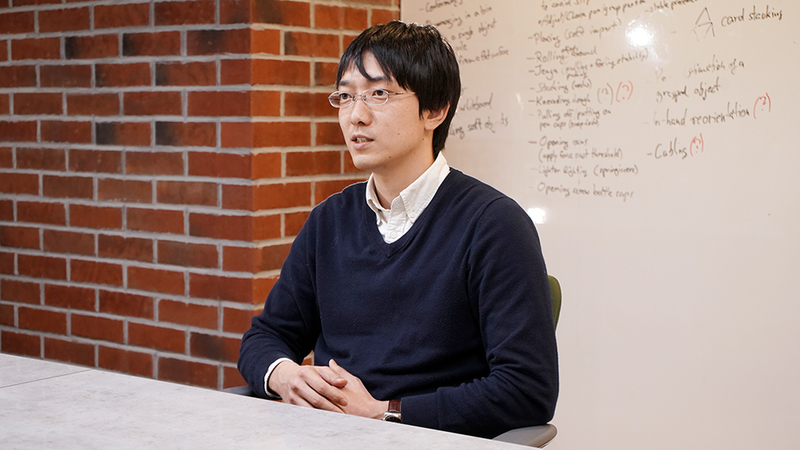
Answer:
[{"xmin": 402, "ymin": 1, "xmax": 800, "ymax": 449}]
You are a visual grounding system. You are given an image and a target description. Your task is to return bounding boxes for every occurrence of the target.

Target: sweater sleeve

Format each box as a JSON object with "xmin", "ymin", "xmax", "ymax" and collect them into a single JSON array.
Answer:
[
  {"xmin": 237, "ymin": 215, "xmax": 321, "ymax": 398},
  {"xmin": 400, "ymin": 197, "xmax": 559, "ymax": 438}
]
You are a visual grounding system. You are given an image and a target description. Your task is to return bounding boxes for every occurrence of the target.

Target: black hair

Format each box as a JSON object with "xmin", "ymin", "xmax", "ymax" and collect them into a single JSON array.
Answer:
[{"xmin": 336, "ymin": 21, "xmax": 461, "ymax": 157}]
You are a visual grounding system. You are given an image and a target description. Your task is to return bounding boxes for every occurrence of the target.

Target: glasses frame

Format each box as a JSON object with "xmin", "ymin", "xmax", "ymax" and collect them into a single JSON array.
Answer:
[{"xmin": 328, "ymin": 88, "xmax": 416, "ymax": 108}]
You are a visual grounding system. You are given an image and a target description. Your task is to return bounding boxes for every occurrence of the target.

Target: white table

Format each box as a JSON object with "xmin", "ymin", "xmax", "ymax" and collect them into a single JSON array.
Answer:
[{"xmin": 0, "ymin": 353, "xmax": 524, "ymax": 449}]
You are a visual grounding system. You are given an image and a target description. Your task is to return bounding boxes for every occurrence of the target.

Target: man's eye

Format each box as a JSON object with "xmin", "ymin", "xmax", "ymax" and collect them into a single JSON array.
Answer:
[
  {"xmin": 372, "ymin": 89, "xmax": 389, "ymax": 98},
  {"xmin": 339, "ymin": 93, "xmax": 354, "ymax": 100}
]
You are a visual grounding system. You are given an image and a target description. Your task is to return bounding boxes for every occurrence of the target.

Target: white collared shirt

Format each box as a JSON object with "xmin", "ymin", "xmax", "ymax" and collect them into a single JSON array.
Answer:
[{"xmin": 366, "ymin": 152, "xmax": 450, "ymax": 243}]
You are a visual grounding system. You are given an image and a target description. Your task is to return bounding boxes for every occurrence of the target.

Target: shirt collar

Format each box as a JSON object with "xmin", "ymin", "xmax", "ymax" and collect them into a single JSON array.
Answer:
[{"xmin": 366, "ymin": 153, "xmax": 450, "ymax": 223}]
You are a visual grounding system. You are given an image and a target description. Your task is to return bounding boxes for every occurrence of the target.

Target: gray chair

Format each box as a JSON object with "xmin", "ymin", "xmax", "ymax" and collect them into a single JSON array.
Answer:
[{"xmin": 227, "ymin": 275, "xmax": 562, "ymax": 448}]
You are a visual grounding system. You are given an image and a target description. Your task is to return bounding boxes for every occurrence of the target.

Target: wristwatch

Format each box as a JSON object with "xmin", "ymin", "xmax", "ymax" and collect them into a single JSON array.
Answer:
[{"xmin": 381, "ymin": 399, "xmax": 402, "ymax": 423}]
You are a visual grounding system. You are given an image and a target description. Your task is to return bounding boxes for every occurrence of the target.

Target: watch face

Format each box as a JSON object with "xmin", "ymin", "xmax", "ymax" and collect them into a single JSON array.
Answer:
[{"xmin": 382, "ymin": 413, "xmax": 402, "ymax": 423}]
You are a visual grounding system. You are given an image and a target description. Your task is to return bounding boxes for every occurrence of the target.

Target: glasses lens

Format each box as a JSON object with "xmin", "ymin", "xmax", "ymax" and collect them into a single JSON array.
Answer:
[{"xmin": 368, "ymin": 89, "xmax": 389, "ymax": 104}]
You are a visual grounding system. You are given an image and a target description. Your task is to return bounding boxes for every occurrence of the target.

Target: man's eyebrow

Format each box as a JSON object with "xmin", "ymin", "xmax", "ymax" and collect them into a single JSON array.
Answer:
[{"xmin": 338, "ymin": 74, "xmax": 392, "ymax": 87}]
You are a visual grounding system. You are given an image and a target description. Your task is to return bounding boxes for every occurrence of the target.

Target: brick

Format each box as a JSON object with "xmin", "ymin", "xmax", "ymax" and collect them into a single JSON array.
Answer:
[
  {"xmin": 0, "ymin": 279, "xmax": 40, "ymax": 304},
  {"xmin": 223, "ymin": 365, "xmax": 247, "ymax": 389},
  {"xmin": 155, "ymin": 0, "xmax": 215, "ymax": 25},
  {"xmin": 98, "ymin": 235, "xmax": 153, "ymax": 263},
  {"xmin": 127, "ymin": 207, "xmax": 184, "ymax": 234},
  {"xmin": 253, "ymin": 214, "xmax": 281, "ymax": 240},
  {"xmin": 188, "ymin": 91, "xmax": 250, "ymax": 117},
  {"xmin": 252, "ymin": 0, "xmax": 310, "ymax": 26},
  {"xmin": 252, "ymin": 29, "xmax": 281, "ymax": 55},
  {"xmin": 189, "ymin": 213, "xmax": 250, "ymax": 241},
  {"xmin": 0, "ymin": 330, "xmax": 40, "ymax": 357},
  {"xmin": 41, "ymin": 64, "xmax": 92, "ymax": 88},
  {"xmin": 189, "ymin": 273, "xmax": 251, "ymax": 303},
  {"xmin": 284, "ymin": 210, "xmax": 310, "ymax": 237},
  {"xmin": 0, "ymin": 66, "xmax": 36, "ymax": 88},
  {"xmin": 159, "ymin": 299, "xmax": 218, "ymax": 329},
  {"xmin": 70, "ymin": 259, "xmax": 123, "ymax": 287},
  {"xmin": 72, "ymin": 314, "xmax": 123, "ymax": 343},
  {"xmin": 125, "ymin": 151, "xmax": 184, "ymax": 175},
  {"xmin": 14, "ymin": 92, "xmax": 62, "ymax": 115},
  {"xmin": 0, "ymin": 95, "xmax": 8, "ymax": 114},
  {"xmin": 252, "ymin": 59, "xmax": 309, "ymax": 85},
  {"xmin": 220, "ymin": 122, "xmax": 253, "ymax": 148},
  {"xmin": 123, "ymin": 91, "xmax": 182, "ymax": 116},
  {"xmin": 155, "ymin": 61, "xmax": 216, "ymax": 86},
  {"xmin": 17, "ymin": 147, "xmax": 66, "ymax": 170},
  {"xmin": 65, "ymin": 34, "xmax": 119, "ymax": 59},
  {"xmin": 69, "ymin": 204, "xmax": 122, "ymax": 229},
  {"xmin": 222, "ymin": 242, "xmax": 290, "ymax": 272},
  {"xmin": 0, "ymin": 120, "xmax": 37, "ymax": 142},
  {"xmin": 44, "ymin": 337, "xmax": 95, "ymax": 366},
  {"xmin": 286, "ymin": 151, "xmax": 340, "ymax": 176},
  {"xmin": 158, "ymin": 357, "xmax": 217, "ymax": 388},
  {"xmin": 0, "ymin": 225, "xmax": 40, "ymax": 249},
  {"xmin": 220, "ymin": 59, "xmax": 251, "ymax": 85},
  {"xmin": 43, "ymin": 229, "xmax": 95, "ymax": 256},
  {"xmin": 19, "ymin": 306, "xmax": 67, "ymax": 334},
  {"xmin": 95, "ymin": 3, "xmax": 149, "ymax": 29},
  {"xmin": 123, "ymin": 31, "xmax": 181, "ymax": 57},
  {"xmin": 69, "ymin": 149, "xmax": 122, "ymax": 173},
  {"xmin": 253, "ymin": 182, "xmax": 311, "ymax": 209},
  {"xmin": 0, "ymin": 11, "xmax": 35, "ymax": 34},
  {"xmin": 188, "ymin": 151, "xmax": 250, "ymax": 178},
  {"xmin": 97, "ymin": 178, "xmax": 152, "ymax": 203},
  {"xmin": 252, "ymin": 276, "xmax": 275, "ymax": 304},
  {"xmin": 98, "ymin": 346, "xmax": 153, "ymax": 377},
  {"xmin": 99, "ymin": 290, "xmax": 154, "ymax": 319},
  {"xmin": 187, "ymin": 28, "xmax": 250, "ymax": 55},
  {"xmin": 222, "ymin": 305, "xmax": 260, "ymax": 334},
  {"xmin": 0, "ymin": 303, "xmax": 13, "ymax": 326},
  {"xmin": 96, "ymin": 62, "xmax": 151, "ymax": 87},
  {"xmin": 18, "ymin": 254, "xmax": 67, "ymax": 280},
  {"xmin": 0, "ymin": 198, "xmax": 11, "ymax": 219},
  {"xmin": 0, "ymin": 173, "xmax": 38, "ymax": 195},
  {"xmin": 157, "ymin": 240, "xmax": 218, "ymax": 268},
  {"xmin": 11, "ymin": 37, "xmax": 60, "ymax": 60},
  {"xmin": 17, "ymin": 201, "xmax": 67, "ymax": 225},
  {"xmin": 67, "ymin": 93, "xmax": 120, "ymax": 116},
  {"xmin": 253, "ymin": 122, "xmax": 311, "ymax": 147},
  {"xmin": 285, "ymin": 32, "xmax": 340, "ymax": 57},
  {"xmin": 156, "ymin": 180, "xmax": 218, "ymax": 206},
  {"xmin": 371, "ymin": 8, "xmax": 399, "ymax": 26},
  {"xmin": 156, "ymin": 122, "xmax": 216, "ymax": 147},
  {"xmin": 253, "ymin": 152, "xmax": 282, "ymax": 179},
  {"xmin": 41, "ymin": 120, "xmax": 92, "ymax": 144},
  {"xmin": 44, "ymin": 283, "xmax": 95, "ymax": 310},
  {"xmin": 251, "ymin": 90, "xmax": 281, "ymax": 116},
  {"xmin": 314, "ymin": 62, "xmax": 338, "ymax": 86},
  {"xmin": 129, "ymin": 322, "xmax": 184, "ymax": 352},
  {"xmin": 127, "ymin": 266, "xmax": 184, "ymax": 295},
  {"xmin": 190, "ymin": 332, "xmax": 239, "ymax": 362},
  {"xmin": 96, "ymin": 122, "xmax": 151, "ymax": 147},
  {"xmin": 285, "ymin": 92, "xmax": 336, "ymax": 117},
  {"xmin": 316, "ymin": 121, "xmax": 346, "ymax": 145},
  {"xmin": 39, "ymin": 7, "xmax": 90, "ymax": 32},
  {"xmin": 220, "ymin": 184, "xmax": 252, "ymax": 211},
  {"xmin": 42, "ymin": 175, "xmax": 93, "ymax": 198},
  {"xmin": 0, "ymin": 250, "xmax": 15, "ymax": 274},
  {"xmin": 315, "ymin": 5, "xmax": 368, "ymax": 30}
]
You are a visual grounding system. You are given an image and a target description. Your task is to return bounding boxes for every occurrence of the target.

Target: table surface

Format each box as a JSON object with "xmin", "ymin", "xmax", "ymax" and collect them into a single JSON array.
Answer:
[{"xmin": 0, "ymin": 353, "xmax": 524, "ymax": 449}]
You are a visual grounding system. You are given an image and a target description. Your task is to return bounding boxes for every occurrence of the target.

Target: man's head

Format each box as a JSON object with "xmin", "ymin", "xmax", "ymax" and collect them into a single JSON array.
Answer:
[{"xmin": 336, "ymin": 21, "xmax": 461, "ymax": 158}]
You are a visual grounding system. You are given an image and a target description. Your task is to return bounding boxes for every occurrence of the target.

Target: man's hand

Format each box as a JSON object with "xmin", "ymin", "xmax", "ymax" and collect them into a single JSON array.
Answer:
[
  {"xmin": 328, "ymin": 359, "xmax": 388, "ymax": 420},
  {"xmin": 268, "ymin": 360, "xmax": 349, "ymax": 412}
]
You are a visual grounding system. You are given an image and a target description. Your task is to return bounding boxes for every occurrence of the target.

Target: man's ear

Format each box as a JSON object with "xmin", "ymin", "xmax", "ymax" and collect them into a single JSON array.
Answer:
[{"xmin": 423, "ymin": 105, "xmax": 450, "ymax": 131}]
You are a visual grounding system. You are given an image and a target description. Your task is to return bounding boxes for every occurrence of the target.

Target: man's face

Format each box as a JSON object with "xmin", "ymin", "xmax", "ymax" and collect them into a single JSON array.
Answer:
[{"xmin": 337, "ymin": 52, "xmax": 436, "ymax": 181}]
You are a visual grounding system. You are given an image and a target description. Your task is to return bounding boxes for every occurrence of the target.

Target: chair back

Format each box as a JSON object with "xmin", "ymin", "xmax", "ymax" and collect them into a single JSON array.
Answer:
[{"xmin": 548, "ymin": 275, "xmax": 561, "ymax": 328}]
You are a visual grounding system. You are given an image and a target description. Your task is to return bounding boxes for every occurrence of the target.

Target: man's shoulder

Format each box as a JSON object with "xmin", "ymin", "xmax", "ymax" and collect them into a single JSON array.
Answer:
[{"xmin": 443, "ymin": 169, "xmax": 521, "ymax": 211}]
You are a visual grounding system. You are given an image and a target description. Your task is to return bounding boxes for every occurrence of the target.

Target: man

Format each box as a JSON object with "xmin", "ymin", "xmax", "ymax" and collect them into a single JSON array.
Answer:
[{"xmin": 238, "ymin": 21, "xmax": 558, "ymax": 439}]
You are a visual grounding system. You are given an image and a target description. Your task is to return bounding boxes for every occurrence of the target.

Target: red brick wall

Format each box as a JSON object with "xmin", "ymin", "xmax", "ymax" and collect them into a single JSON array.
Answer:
[{"xmin": 0, "ymin": 0, "xmax": 398, "ymax": 389}]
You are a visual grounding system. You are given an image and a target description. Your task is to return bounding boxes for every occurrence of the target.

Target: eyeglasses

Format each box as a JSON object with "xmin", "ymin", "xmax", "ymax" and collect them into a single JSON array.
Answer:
[{"xmin": 328, "ymin": 88, "xmax": 415, "ymax": 108}]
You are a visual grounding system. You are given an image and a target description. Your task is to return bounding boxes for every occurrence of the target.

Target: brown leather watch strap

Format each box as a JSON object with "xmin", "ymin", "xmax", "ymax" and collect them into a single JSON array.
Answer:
[{"xmin": 388, "ymin": 399, "xmax": 401, "ymax": 413}]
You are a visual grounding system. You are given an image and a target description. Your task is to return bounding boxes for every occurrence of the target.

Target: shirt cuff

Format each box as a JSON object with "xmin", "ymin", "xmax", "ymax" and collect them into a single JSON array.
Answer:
[{"xmin": 263, "ymin": 357, "xmax": 292, "ymax": 399}]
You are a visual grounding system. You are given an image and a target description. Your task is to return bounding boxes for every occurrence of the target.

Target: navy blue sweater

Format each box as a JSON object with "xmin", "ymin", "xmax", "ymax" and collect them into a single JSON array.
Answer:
[{"xmin": 238, "ymin": 169, "xmax": 558, "ymax": 438}]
